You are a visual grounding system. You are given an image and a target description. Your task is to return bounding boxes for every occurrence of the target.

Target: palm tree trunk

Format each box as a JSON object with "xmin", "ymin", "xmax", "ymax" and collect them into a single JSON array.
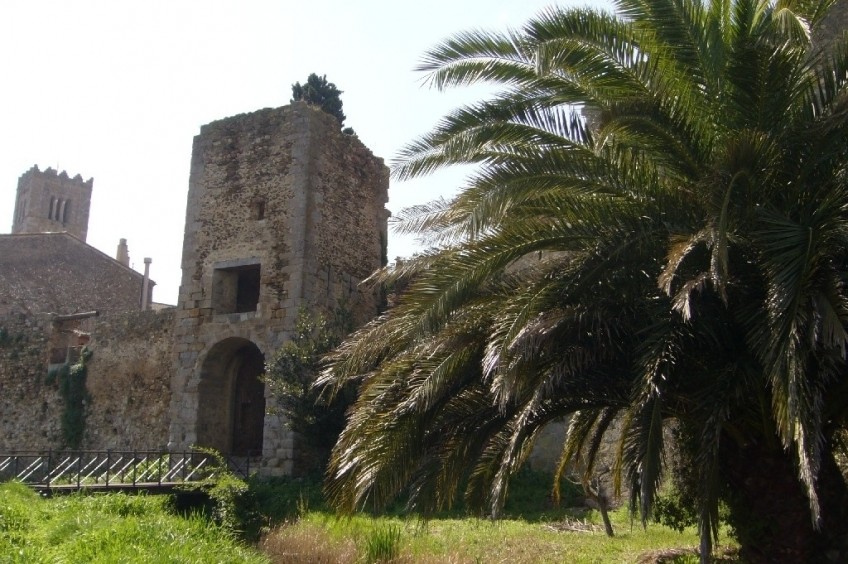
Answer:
[{"xmin": 720, "ymin": 434, "xmax": 848, "ymax": 563}]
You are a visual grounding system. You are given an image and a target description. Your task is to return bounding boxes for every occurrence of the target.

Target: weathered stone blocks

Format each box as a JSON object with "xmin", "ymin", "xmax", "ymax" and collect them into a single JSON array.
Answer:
[{"xmin": 167, "ymin": 103, "xmax": 388, "ymax": 475}]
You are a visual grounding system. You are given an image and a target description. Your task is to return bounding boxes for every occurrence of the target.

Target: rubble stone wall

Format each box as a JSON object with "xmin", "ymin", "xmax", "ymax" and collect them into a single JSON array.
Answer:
[
  {"xmin": 168, "ymin": 103, "xmax": 389, "ymax": 475},
  {"xmin": 0, "ymin": 232, "xmax": 147, "ymax": 317},
  {"xmin": 0, "ymin": 309, "xmax": 173, "ymax": 452},
  {"xmin": 0, "ymin": 314, "xmax": 59, "ymax": 451},
  {"xmin": 82, "ymin": 308, "xmax": 175, "ymax": 451}
]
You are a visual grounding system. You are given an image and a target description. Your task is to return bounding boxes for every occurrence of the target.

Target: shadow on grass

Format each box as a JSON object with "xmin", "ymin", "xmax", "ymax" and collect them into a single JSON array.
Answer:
[{"xmin": 240, "ymin": 467, "xmax": 585, "ymax": 539}]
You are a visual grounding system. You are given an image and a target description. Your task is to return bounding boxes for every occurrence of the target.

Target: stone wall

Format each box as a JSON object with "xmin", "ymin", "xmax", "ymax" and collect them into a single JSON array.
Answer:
[
  {"xmin": 0, "ymin": 313, "xmax": 59, "ymax": 451},
  {"xmin": 82, "ymin": 308, "xmax": 174, "ymax": 451},
  {"xmin": 303, "ymin": 111, "xmax": 390, "ymax": 325},
  {"xmin": 12, "ymin": 166, "xmax": 93, "ymax": 242},
  {"xmin": 0, "ymin": 232, "xmax": 150, "ymax": 317},
  {"xmin": 168, "ymin": 103, "xmax": 389, "ymax": 475},
  {"xmin": 0, "ymin": 309, "xmax": 173, "ymax": 452},
  {"xmin": 1, "ymin": 103, "xmax": 389, "ymax": 478}
]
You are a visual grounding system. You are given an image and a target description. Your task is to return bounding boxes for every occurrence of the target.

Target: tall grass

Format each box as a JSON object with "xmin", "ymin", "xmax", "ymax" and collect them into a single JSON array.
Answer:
[
  {"xmin": 263, "ymin": 508, "xmax": 726, "ymax": 564},
  {"xmin": 0, "ymin": 482, "xmax": 266, "ymax": 563},
  {"xmin": 363, "ymin": 524, "xmax": 402, "ymax": 563}
]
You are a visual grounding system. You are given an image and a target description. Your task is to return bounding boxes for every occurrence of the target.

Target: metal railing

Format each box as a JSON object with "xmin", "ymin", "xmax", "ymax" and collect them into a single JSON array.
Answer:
[{"xmin": 0, "ymin": 450, "xmax": 257, "ymax": 490}]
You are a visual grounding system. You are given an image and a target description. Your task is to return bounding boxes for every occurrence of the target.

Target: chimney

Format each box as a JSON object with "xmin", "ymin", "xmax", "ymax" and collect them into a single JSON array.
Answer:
[
  {"xmin": 116, "ymin": 238, "xmax": 130, "ymax": 266},
  {"xmin": 141, "ymin": 257, "xmax": 152, "ymax": 310}
]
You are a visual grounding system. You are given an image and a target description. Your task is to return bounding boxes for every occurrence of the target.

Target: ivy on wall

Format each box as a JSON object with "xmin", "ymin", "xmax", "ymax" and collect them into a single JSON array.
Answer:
[{"xmin": 46, "ymin": 347, "xmax": 92, "ymax": 449}]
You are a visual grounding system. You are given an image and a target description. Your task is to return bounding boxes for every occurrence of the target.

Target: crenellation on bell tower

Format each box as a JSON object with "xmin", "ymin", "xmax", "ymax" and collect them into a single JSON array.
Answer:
[{"xmin": 12, "ymin": 165, "xmax": 94, "ymax": 242}]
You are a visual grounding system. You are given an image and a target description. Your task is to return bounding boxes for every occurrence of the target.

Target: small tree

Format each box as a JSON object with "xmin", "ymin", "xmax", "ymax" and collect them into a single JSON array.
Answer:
[
  {"xmin": 265, "ymin": 306, "xmax": 354, "ymax": 474},
  {"xmin": 291, "ymin": 73, "xmax": 347, "ymax": 127}
]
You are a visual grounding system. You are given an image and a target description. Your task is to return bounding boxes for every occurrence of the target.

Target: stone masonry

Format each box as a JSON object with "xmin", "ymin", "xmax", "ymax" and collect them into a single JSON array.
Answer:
[
  {"xmin": 19, "ymin": 0, "xmax": 846, "ymax": 469},
  {"xmin": 167, "ymin": 102, "xmax": 389, "ymax": 475},
  {"xmin": 12, "ymin": 166, "xmax": 93, "ymax": 242},
  {"xmin": 0, "ymin": 232, "xmax": 153, "ymax": 318},
  {"xmin": 0, "ymin": 104, "xmax": 388, "ymax": 476},
  {"xmin": 3, "ymin": 0, "xmax": 848, "ymax": 476},
  {"xmin": 0, "ymin": 309, "xmax": 174, "ymax": 452}
]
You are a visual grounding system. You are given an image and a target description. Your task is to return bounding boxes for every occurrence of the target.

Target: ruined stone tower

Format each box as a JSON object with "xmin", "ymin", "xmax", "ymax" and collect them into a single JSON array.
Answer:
[
  {"xmin": 167, "ymin": 102, "xmax": 389, "ymax": 474},
  {"xmin": 12, "ymin": 165, "xmax": 93, "ymax": 242}
]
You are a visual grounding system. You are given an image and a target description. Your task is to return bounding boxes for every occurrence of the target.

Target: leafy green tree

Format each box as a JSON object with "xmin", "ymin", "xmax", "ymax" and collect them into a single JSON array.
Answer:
[
  {"xmin": 265, "ymin": 307, "xmax": 353, "ymax": 475},
  {"xmin": 291, "ymin": 73, "xmax": 347, "ymax": 127},
  {"xmin": 318, "ymin": 1, "xmax": 848, "ymax": 562}
]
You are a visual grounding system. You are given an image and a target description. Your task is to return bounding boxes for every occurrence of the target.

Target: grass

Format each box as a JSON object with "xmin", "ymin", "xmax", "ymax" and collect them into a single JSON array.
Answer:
[
  {"xmin": 1, "ymin": 470, "xmax": 737, "ymax": 563},
  {"xmin": 262, "ymin": 508, "xmax": 722, "ymax": 564},
  {"xmin": 0, "ymin": 481, "xmax": 266, "ymax": 563},
  {"xmin": 256, "ymin": 470, "xmax": 736, "ymax": 563}
]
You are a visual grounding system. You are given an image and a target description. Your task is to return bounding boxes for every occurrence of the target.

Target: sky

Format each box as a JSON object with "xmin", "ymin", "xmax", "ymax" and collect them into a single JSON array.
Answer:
[{"xmin": 0, "ymin": 0, "xmax": 609, "ymax": 304}]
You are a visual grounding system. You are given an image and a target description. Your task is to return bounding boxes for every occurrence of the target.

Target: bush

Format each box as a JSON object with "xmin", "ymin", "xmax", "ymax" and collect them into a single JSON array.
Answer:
[
  {"xmin": 291, "ymin": 73, "xmax": 347, "ymax": 127},
  {"xmin": 653, "ymin": 485, "xmax": 699, "ymax": 533},
  {"xmin": 264, "ymin": 306, "xmax": 355, "ymax": 475},
  {"xmin": 183, "ymin": 472, "xmax": 328, "ymax": 542}
]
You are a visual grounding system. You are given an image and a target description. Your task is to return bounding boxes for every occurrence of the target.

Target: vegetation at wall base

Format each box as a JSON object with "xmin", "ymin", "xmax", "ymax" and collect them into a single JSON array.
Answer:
[
  {"xmin": 253, "ymin": 468, "xmax": 717, "ymax": 562},
  {"xmin": 0, "ymin": 326, "xmax": 26, "ymax": 348},
  {"xmin": 194, "ymin": 467, "xmax": 582, "ymax": 544}
]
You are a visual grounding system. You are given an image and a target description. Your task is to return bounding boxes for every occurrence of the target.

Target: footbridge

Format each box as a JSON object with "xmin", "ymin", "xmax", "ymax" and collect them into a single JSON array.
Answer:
[{"xmin": 0, "ymin": 450, "xmax": 256, "ymax": 494}]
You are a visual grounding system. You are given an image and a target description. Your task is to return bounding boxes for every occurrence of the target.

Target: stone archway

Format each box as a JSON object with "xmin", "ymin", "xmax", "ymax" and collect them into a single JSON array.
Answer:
[{"xmin": 196, "ymin": 338, "xmax": 266, "ymax": 456}]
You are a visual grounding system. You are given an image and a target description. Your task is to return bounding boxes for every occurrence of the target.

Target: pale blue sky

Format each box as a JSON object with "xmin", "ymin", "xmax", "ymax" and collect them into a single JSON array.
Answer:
[{"xmin": 0, "ymin": 0, "xmax": 610, "ymax": 303}]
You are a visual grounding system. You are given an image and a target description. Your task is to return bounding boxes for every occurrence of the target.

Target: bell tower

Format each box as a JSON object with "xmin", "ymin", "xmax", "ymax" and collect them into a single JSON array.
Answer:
[{"xmin": 11, "ymin": 165, "xmax": 93, "ymax": 242}]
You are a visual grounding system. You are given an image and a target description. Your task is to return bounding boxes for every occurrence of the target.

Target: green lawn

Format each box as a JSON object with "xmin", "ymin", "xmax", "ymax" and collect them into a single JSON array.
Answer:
[
  {"xmin": 1, "ymin": 478, "xmax": 735, "ymax": 563},
  {"xmin": 0, "ymin": 482, "xmax": 264, "ymax": 564}
]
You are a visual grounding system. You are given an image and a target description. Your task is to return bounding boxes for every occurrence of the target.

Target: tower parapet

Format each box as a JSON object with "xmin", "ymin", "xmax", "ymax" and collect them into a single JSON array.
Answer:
[{"xmin": 12, "ymin": 165, "xmax": 94, "ymax": 242}]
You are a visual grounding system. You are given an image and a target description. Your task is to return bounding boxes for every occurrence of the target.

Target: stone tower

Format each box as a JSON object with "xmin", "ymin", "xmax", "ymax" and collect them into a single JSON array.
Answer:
[
  {"xmin": 168, "ymin": 102, "xmax": 389, "ymax": 475},
  {"xmin": 11, "ymin": 165, "xmax": 93, "ymax": 242}
]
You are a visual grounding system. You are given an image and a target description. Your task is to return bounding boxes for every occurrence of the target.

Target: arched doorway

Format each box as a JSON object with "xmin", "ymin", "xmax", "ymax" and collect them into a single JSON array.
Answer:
[{"xmin": 196, "ymin": 338, "xmax": 266, "ymax": 456}]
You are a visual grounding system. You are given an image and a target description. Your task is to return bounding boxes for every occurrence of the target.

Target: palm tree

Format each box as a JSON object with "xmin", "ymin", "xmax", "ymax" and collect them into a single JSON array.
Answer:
[{"xmin": 319, "ymin": 0, "xmax": 848, "ymax": 561}]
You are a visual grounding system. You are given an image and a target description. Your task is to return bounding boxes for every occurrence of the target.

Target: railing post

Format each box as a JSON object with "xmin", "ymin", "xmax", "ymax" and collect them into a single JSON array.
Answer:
[
  {"xmin": 132, "ymin": 450, "xmax": 137, "ymax": 487},
  {"xmin": 157, "ymin": 451, "xmax": 162, "ymax": 487},
  {"xmin": 105, "ymin": 450, "xmax": 110, "ymax": 486},
  {"xmin": 76, "ymin": 451, "xmax": 82, "ymax": 489},
  {"xmin": 46, "ymin": 450, "xmax": 52, "ymax": 488}
]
